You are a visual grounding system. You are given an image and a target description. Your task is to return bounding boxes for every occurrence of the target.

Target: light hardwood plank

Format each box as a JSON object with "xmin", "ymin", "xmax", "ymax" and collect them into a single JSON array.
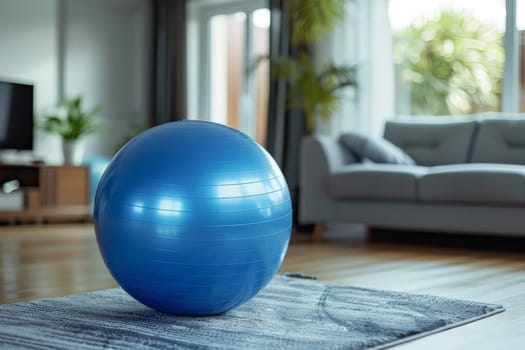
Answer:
[{"xmin": 1, "ymin": 224, "xmax": 524, "ymax": 349}]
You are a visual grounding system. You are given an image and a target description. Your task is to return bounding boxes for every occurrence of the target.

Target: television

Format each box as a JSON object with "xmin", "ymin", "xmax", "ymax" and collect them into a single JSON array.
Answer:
[{"xmin": 0, "ymin": 80, "xmax": 34, "ymax": 150}]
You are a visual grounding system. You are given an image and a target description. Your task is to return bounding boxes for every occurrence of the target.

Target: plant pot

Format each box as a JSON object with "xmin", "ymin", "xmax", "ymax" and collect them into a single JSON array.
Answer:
[{"xmin": 62, "ymin": 139, "xmax": 78, "ymax": 165}]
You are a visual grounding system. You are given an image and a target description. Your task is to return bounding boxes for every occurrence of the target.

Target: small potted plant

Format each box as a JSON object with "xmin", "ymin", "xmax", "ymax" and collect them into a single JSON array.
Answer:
[{"xmin": 39, "ymin": 97, "xmax": 101, "ymax": 165}]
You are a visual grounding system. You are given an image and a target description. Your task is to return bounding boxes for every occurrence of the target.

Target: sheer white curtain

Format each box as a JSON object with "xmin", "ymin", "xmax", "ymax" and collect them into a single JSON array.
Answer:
[{"xmin": 314, "ymin": 0, "xmax": 394, "ymax": 137}]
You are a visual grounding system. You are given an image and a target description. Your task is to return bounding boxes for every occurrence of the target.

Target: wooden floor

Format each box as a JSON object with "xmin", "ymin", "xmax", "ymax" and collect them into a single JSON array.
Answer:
[{"xmin": 1, "ymin": 224, "xmax": 524, "ymax": 349}]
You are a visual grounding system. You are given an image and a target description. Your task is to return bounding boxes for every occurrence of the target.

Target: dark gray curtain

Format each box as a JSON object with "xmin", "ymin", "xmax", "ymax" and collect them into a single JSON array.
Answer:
[
  {"xmin": 266, "ymin": 0, "xmax": 310, "ymax": 229},
  {"xmin": 151, "ymin": 0, "xmax": 187, "ymax": 125}
]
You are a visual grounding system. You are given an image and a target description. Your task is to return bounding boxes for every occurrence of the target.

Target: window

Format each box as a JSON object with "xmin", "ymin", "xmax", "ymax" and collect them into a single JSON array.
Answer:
[
  {"xmin": 519, "ymin": 0, "xmax": 525, "ymax": 111},
  {"xmin": 389, "ymin": 0, "xmax": 522, "ymax": 116},
  {"xmin": 187, "ymin": 1, "xmax": 270, "ymax": 145}
]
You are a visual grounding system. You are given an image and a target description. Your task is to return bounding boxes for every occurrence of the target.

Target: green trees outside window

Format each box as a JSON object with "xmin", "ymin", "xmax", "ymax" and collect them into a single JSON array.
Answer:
[{"xmin": 393, "ymin": 10, "xmax": 504, "ymax": 115}]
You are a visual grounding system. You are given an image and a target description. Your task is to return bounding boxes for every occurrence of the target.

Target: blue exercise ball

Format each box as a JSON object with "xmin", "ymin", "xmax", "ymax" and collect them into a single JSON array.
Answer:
[{"xmin": 94, "ymin": 120, "xmax": 292, "ymax": 315}]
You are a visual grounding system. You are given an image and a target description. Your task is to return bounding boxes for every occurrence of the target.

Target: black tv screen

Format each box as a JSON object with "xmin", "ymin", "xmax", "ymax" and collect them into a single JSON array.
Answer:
[{"xmin": 0, "ymin": 80, "xmax": 34, "ymax": 150}]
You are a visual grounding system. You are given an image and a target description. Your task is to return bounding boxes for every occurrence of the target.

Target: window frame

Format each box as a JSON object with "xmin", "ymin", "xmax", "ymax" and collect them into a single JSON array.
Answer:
[
  {"xmin": 502, "ymin": 0, "xmax": 520, "ymax": 113},
  {"xmin": 187, "ymin": 0, "xmax": 267, "ymax": 137}
]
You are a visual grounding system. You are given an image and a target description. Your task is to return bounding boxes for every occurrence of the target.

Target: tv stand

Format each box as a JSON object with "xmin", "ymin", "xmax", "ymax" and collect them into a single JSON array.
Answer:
[
  {"xmin": 0, "ymin": 164, "xmax": 91, "ymax": 223},
  {"xmin": 0, "ymin": 149, "xmax": 39, "ymax": 165}
]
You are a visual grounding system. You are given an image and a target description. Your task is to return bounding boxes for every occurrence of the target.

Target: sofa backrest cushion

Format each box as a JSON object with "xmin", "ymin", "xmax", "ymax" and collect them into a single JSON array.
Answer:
[
  {"xmin": 470, "ymin": 118, "xmax": 525, "ymax": 165},
  {"xmin": 383, "ymin": 119, "xmax": 477, "ymax": 166},
  {"xmin": 339, "ymin": 132, "xmax": 415, "ymax": 165}
]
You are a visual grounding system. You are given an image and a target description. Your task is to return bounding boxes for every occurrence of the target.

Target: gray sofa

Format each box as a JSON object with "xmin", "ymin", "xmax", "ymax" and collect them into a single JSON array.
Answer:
[{"xmin": 299, "ymin": 116, "xmax": 525, "ymax": 239}]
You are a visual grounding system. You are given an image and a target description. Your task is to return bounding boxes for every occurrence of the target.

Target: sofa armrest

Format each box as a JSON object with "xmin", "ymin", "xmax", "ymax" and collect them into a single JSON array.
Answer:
[{"xmin": 298, "ymin": 135, "xmax": 356, "ymax": 224}]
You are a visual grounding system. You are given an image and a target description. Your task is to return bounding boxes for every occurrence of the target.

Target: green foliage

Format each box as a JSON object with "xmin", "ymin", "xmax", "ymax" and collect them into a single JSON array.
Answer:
[
  {"xmin": 288, "ymin": 0, "xmax": 346, "ymax": 46},
  {"xmin": 257, "ymin": 0, "xmax": 356, "ymax": 132},
  {"xmin": 269, "ymin": 54, "xmax": 357, "ymax": 131},
  {"xmin": 39, "ymin": 97, "xmax": 101, "ymax": 140},
  {"xmin": 393, "ymin": 10, "xmax": 504, "ymax": 115}
]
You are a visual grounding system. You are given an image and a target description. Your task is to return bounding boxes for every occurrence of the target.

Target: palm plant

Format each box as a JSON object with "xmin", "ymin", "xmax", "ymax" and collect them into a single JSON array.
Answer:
[
  {"xmin": 269, "ymin": 54, "xmax": 357, "ymax": 131},
  {"xmin": 260, "ymin": 0, "xmax": 357, "ymax": 132},
  {"xmin": 288, "ymin": 0, "xmax": 346, "ymax": 46}
]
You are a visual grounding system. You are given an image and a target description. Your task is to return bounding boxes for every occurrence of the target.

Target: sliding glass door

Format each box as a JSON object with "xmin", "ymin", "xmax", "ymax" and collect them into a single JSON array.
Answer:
[{"xmin": 187, "ymin": 0, "xmax": 270, "ymax": 145}]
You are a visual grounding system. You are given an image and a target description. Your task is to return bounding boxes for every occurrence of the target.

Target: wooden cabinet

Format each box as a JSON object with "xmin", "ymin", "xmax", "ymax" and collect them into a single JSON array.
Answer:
[
  {"xmin": 41, "ymin": 166, "xmax": 89, "ymax": 206},
  {"xmin": 0, "ymin": 164, "xmax": 91, "ymax": 223}
]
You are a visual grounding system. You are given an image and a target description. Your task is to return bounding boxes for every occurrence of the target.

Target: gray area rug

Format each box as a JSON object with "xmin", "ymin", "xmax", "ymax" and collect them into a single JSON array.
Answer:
[{"xmin": 0, "ymin": 275, "xmax": 503, "ymax": 350}]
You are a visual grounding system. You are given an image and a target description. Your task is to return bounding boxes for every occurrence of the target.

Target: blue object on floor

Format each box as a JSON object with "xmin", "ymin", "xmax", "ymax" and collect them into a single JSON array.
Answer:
[
  {"xmin": 93, "ymin": 120, "xmax": 292, "ymax": 315},
  {"xmin": 83, "ymin": 156, "xmax": 111, "ymax": 205}
]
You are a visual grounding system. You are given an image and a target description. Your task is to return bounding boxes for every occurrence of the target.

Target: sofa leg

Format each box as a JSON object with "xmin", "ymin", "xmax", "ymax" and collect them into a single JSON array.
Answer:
[
  {"xmin": 366, "ymin": 226, "xmax": 380, "ymax": 242},
  {"xmin": 312, "ymin": 223, "xmax": 325, "ymax": 243}
]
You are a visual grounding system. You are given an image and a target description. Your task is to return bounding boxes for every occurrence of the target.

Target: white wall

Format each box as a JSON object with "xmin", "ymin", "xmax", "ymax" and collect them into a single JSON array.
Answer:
[
  {"xmin": 0, "ymin": 0, "xmax": 58, "ymax": 111},
  {"xmin": 0, "ymin": 0, "xmax": 59, "ymax": 162},
  {"xmin": 64, "ymin": 0, "xmax": 151, "ymax": 160},
  {"xmin": 0, "ymin": 0, "xmax": 150, "ymax": 164}
]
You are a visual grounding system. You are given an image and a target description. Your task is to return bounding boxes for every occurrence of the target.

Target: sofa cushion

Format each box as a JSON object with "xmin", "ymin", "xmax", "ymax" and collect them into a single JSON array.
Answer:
[
  {"xmin": 383, "ymin": 119, "xmax": 477, "ymax": 166},
  {"xmin": 470, "ymin": 118, "xmax": 525, "ymax": 165},
  {"xmin": 339, "ymin": 132, "xmax": 415, "ymax": 164},
  {"xmin": 329, "ymin": 164, "xmax": 427, "ymax": 200},
  {"xmin": 419, "ymin": 164, "xmax": 525, "ymax": 204}
]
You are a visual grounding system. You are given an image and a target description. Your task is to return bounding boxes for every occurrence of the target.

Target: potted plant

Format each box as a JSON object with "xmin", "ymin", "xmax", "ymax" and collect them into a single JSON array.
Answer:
[
  {"xmin": 268, "ymin": 53, "xmax": 357, "ymax": 132},
  {"xmin": 39, "ymin": 97, "xmax": 101, "ymax": 165},
  {"xmin": 257, "ymin": 0, "xmax": 357, "ymax": 132}
]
